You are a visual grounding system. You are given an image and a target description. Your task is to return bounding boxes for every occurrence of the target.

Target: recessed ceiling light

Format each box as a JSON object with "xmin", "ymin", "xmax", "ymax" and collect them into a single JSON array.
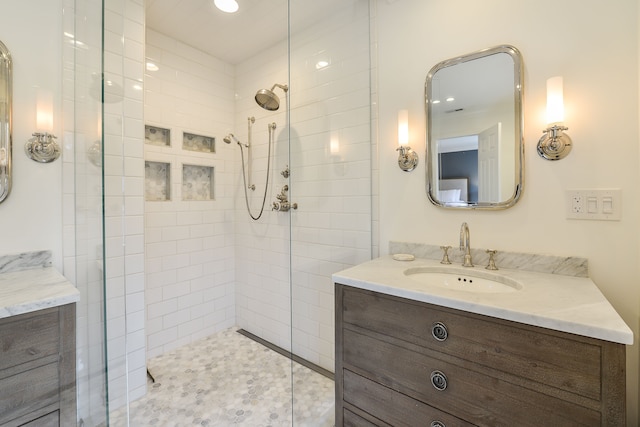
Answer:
[
  {"xmin": 432, "ymin": 100, "xmax": 441, "ymax": 104},
  {"xmin": 446, "ymin": 97, "xmax": 455, "ymax": 102},
  {"xmin": 214, "ymin": 0, "xmax": 239, "ymax": 13}
]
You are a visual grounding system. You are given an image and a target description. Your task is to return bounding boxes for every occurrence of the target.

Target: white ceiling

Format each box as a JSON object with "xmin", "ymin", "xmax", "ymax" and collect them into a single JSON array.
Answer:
[{"xmin": 145, "ymin": 0, "xmax": 346, "ymax": 64}]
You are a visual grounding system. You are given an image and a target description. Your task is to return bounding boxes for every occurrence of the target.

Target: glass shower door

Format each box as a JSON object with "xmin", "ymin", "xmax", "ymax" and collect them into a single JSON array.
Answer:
[{"xmin": 288, "ymin": 0, "xmax": 373, "ymax": 424}]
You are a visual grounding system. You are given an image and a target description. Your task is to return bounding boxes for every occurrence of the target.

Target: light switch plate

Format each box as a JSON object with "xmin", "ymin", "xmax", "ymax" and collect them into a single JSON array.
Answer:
[{"xmin": 566, "ymin": 189, "xmax": 621, "ymax": 221}]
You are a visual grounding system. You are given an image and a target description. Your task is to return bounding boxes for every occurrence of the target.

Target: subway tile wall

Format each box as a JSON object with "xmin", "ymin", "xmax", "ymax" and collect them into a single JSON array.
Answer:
[{"xmin": 144, "ymin": 29, "xmax": 236, "ymax": 359}]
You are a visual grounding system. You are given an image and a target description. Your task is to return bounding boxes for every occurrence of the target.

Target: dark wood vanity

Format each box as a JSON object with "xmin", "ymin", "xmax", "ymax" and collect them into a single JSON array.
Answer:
[
  {"xmin": 335, "ymin": 284, "xmax": 626, "ymax": 426},
  {"xmin": 0, "ymin": 304, "xmax": 76, "ymax": 427}
]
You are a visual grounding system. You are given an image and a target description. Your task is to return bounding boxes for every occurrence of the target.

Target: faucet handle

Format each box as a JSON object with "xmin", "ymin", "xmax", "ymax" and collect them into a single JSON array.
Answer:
[
  {"xmin": 485, "ymin": 249, "xmax": 498, "ymax": 270},
  {"xmin": 440, "ymin": 246, "xmax": 452, "ymax": 265}
]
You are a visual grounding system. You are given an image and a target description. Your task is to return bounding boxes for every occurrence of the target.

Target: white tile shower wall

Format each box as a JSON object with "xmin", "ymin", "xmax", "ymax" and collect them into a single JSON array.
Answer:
[
  {"xmin": 144, "ymin": 29, "xmax": 236, "ymax": 359},
  {"xmin": 103, "ymin": 0, "xmax": 147, "ymax": 411},
  {"xmin": 235, "ymin": 1, "xmax": 372, "ymax": 372}
]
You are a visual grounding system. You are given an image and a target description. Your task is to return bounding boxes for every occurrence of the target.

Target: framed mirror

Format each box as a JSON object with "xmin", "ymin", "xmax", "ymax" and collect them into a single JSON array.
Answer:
[
  {"xmin": 425, "ymin": 45, "xmax": 523, "ymax": 209},
  {"xmin": 0, "ymin": 40, "xmax": 11, "ymax": 203}
]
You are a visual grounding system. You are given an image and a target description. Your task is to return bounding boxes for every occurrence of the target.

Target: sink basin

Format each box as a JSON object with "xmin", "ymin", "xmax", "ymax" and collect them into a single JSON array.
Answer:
[{"xmin": 403, "ymin": 266, "xmax": 523, "ymax": 293}]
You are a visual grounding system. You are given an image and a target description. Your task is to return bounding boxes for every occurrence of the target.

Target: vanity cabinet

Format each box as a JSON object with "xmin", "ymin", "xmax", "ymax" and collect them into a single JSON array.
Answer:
[
  {"xmin": 0, "ymin": 304, "xmax": 76, "ymax": 427},
  {"xmin": 335, "ymin": 284, "xmax": 626, "ymax": 426}
]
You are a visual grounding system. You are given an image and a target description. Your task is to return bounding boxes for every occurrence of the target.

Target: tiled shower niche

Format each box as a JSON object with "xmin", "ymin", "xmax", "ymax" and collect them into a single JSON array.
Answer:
[
  {"xmin": 145, "ymin": 125, "xmax": 170, "ymax": 146},
  {"xmin": 145, "ymin": 161, "xmax": 171, "ymax": 201},
  {"xmin": 183, "ymin": 132, "xmax": 215, "ymax": 153},
  {"xmin": 182, "ymin": 164, "xmax": 214, "ymax": 201}
]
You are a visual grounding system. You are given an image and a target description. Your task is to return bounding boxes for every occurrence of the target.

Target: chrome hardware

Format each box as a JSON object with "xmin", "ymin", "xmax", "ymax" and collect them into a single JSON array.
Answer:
[
  {"xmin": 430, "ymin": 370, "xmax": 448, "ymax": 391},
  {"xmin": 25, "ymin": 132, "xmax": 60, "ymax": 163},
  {"xmin": 537, "ymin": 124, "xmax": 572, "ymax": 161},
  {"xmin": 486, "ymin": 249, "xmax": 498, "ymax": 270},
  {"xmin": 431, "ymin": 422, "xmax": 446, "ymax": 427},
  {"xmin": 439, "ymin": 245, "xmax": 452, "ymax": 265},
  {"xmin": 272, "ymin": 185, "xmax": 297, "ymax": 212},
  {"xmin": 431, "ymin": 322, "xmax": 448, "ymax": 341},
  {"xmin": 396, "ymin": 145, "xmax": 418, "ymax": 172},
  {"xmin": 459, "ymin": 222, "xmax": 473, "ymax": 267},
  {"xmin": 281, "ymin": 165, "xmax": 290, "ymax": 178}
]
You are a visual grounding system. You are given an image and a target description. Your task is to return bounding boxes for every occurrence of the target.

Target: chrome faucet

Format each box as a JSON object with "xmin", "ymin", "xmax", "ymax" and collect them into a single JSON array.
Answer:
[{"xmin": 459, "ymin": 222, "xmax": 473, "ymax": 267}]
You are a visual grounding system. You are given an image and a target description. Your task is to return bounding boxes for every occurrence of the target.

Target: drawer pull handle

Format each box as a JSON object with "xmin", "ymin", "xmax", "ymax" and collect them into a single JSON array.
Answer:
[
  {"xmin": 431, "ymin": 322, "xmax": 448, "ymax": 341},
  {"xmin": 431, "ymin": 422, "xmax": 446, "ymax": 427},
  {"xmin": 430, "ymin": 370, "xmax": 448, "ymax": 391}
]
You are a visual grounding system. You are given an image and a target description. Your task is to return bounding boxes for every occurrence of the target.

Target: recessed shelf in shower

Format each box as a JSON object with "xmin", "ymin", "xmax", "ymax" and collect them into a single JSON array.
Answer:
[
  {"xmin": 145, "ymin": 125, "xmax": 171, "ymax": 146},
  {"xmin": 145, "ymin": 161, "xmax": 171, "ymax": 201},
  {"xmin": 182, "ymin": 164, "xmax": 214, "ymax": 201},
  {"xmin": 182, "ymin": 132, "xmax": 215, "ymax": 153}
]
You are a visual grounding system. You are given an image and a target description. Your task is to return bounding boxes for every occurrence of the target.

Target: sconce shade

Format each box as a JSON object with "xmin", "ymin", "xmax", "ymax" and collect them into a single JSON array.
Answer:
[
  {"xmin": 36, "ymin": 90, "xmax": 53, "ymax": 133},
  {"xmin": 397, "ymin": 109, "xmax": 409, "ymax": 146},
  {"xmin": 546, "ymin": 76, "xmax": 564, "ymax": 124}
]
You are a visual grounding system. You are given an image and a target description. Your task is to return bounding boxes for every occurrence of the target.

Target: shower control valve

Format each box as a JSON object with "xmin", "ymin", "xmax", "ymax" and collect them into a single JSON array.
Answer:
[
  {"xmin": 281, "ymin": 166, "xmax": 290, "ymax": 179},
  {"xmin": 272, "ymin": 185, "xmax": 297, "ymax": 212}
]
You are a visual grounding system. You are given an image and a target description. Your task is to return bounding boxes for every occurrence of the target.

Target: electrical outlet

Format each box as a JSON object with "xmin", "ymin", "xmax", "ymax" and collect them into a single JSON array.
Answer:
[
  {"xmin": 571, "ymin": 194, "xmax": 584, "ymax": 214},
  {"xmin": 566, "ymin": 189, "xmax": 621, "ymax": 221}
]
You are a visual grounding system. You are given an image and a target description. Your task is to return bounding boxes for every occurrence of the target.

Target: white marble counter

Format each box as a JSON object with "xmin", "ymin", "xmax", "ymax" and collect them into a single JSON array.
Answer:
[
  {"xmin": 0, "ymin": 267, "xmax": 80, "ymax": 319},
  {"xmin": 333, "ymin": 255, "xmax": 633, "ymax": 345}
]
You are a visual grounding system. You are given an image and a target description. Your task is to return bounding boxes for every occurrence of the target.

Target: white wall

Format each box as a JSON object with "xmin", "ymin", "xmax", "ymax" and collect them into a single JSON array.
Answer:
[
  {"xmin": 377, "ymin": 0, "xmax": 639, "ymax": 424},
  {"xmin": 0, "ymin": 1, "xmax": 63, "ymax": 269},
  {"xmin": 144, "ymin": 29, "xmax": 236, "ymax": 358}
]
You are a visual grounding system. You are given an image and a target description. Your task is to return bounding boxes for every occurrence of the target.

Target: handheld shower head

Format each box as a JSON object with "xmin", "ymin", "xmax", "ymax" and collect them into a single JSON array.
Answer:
[
  {"xmin": 224, "ymin": 133, "xmax": 249, "ymax": 148},
  {"xmin": 224, "ymin": 133, "xmax": 238, "ymax": 144},
  {"xmin": 255, "ymin": 83, "xmax": 288, "ymax": 111}
]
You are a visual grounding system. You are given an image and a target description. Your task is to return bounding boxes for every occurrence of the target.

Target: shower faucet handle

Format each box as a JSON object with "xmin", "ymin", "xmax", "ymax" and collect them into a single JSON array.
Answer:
[{"xmin": 281, "ymin": 166, "xmax": 290, "ymax": 178}]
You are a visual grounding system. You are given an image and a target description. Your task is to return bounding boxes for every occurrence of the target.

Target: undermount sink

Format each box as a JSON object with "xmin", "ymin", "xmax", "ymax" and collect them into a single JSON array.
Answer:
[{"xmin": 403, "ymin": 266, "xmax": 523, "ymax": 294}]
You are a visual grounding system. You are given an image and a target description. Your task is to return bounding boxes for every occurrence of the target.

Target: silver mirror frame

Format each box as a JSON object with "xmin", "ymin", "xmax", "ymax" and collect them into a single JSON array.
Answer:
[
  {"xmin": 425, "ymin": 45, "xmax": 524, "ymax": 210},
  {"xmin": 0, "ymin": 40, "xmax": 12, "ymax": 204}
]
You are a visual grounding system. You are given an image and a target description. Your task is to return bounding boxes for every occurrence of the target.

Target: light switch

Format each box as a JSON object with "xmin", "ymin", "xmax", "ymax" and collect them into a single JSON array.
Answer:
[{"xmin": 566, "ymin": 189, "xmax": 621, "ymax": 221}]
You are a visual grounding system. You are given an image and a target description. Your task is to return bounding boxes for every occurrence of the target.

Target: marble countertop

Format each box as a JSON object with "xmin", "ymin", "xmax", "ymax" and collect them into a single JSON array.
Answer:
[
  {"xmin": 333, "ymin": 255, "xmax": 633, "ymax": 345},
  {"xmin": 0, "ymin": 267, "xmax": 80, "ymax": 319}
]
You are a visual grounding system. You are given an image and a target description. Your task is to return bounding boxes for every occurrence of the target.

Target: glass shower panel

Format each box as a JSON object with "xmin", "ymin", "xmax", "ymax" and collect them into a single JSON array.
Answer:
[
  {"xmin": 289, "ymin": 0, "xmax": 372, "ymax": 424},
  {"xmin": 62, "ymin": 0, "xmax": 109, "ymax": 424}
]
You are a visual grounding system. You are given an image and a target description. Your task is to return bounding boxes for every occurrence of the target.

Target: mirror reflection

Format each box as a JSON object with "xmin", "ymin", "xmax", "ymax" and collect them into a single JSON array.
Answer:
[
  {"xmin": 426, "ymin": 45, "xmax": 523, "ymax": 209},
  {"xmin": 0, "ymin": 40, "xmax": 11, "ymax": 204}
]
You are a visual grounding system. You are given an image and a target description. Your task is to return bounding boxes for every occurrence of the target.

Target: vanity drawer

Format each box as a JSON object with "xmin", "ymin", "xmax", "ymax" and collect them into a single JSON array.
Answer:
[
  {"xmin": 0, "ymin": 309, "xmax": 60, "ymax": 373},
  {"xmin": 343, "ymin": 369, "xmax": 476, "ymax": 427},
  {"xmin": 0, "ymin": 362, "xmax": 60, "ymax": 425},
  {"xmin": 342, "ymin": 328, "xmax": 600, "ymax": 426},
  {"xmin": 341, "ymin": 286, "xmax": 601, "ymax": 401}
]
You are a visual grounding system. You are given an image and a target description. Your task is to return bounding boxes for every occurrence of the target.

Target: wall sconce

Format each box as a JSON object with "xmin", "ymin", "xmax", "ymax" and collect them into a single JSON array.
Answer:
[
  {"xmin": 25, "ymin": 90, "xmax": 60, "ymax": 163},
  {"xmin": 396, "ymin": 109, "xmax": 418, "ymax": 171},
  {"xmin": 537, "ymin": 76, "xmax": 572, "ymax": 161}
]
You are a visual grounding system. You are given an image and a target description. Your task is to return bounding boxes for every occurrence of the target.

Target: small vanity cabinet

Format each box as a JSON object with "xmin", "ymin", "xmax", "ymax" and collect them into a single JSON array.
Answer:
[
  {"xmin": 0, "ymin": 304, "xmax": 76, "ymax": 427},
  {"xmin": 335, "ymin": 284, "xmax": 626, "ymax": 426}
]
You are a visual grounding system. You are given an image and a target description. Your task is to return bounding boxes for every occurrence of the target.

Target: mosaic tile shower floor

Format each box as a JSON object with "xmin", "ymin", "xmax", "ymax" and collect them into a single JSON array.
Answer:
[{"xmin": 109, "ymin": 328, "xmax": 334, "ymax": 426}]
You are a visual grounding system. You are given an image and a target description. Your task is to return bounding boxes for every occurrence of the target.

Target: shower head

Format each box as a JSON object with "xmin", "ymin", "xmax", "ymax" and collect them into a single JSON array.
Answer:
[
  {"xmin": 255, "ymin": 83, "xmax": 288, "ymax": 111},
  {"xmin": 224, "ymin": 133, "xmax": 238, "ymax": 144},
  {"xmin": 224, "ymin": 133, "xmax": 248, "ymax": 148}
]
